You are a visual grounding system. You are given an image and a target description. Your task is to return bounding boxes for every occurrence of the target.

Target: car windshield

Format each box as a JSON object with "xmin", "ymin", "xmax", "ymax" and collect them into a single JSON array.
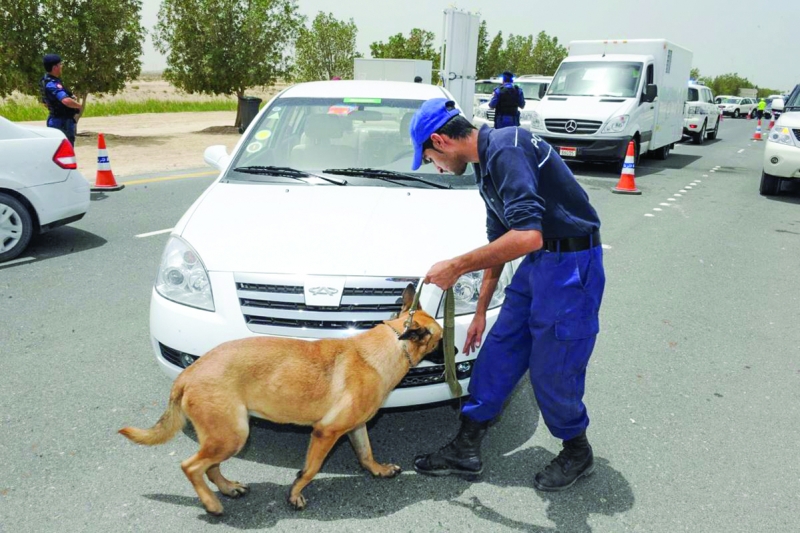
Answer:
[
  {"xmin": 723, "ymin": 98, "xmax": 741, "ymax": 104},
  {"xmin": 548, "ymin": 61, "xmax": 643, "ymax": 98},
  {"xmin": 475, "ymin": 82, "xmax": 498, "ymax": 95},
  {"xmin": 228, "ymin": 97, "xmax": 475, "ymax": 189},
  {"xmin": 784, "ymin": 87, "xmax": 800, "ymax": 109},
  {"xmin": 516, "ymin": 81, "xmax": 547, "ymax": 100}
]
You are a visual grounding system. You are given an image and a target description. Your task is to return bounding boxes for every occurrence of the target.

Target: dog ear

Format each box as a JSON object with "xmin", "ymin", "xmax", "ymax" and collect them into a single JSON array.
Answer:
[
  {"xmin": 399, "ymin": 325, "xmax": 430, "ymax": 342},
  {"xmin": 399, "ymin": 283, "xmax": 416, "ymax": 314}
]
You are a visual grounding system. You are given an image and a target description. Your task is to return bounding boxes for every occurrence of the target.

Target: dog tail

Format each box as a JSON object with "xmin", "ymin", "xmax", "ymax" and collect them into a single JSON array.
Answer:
[{"xmin": 119, "ymin": 383, "xmax": 186, "ymax": 446}]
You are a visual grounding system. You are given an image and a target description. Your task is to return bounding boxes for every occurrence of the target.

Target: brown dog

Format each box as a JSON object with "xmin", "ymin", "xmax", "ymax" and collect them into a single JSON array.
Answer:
[{"xmin": 119, "ymin": 284, "xmax": 443, "ymax": 514}]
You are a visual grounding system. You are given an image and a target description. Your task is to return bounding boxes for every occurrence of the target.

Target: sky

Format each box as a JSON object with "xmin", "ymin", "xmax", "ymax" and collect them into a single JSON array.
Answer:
[{"xmin": 139, "ymin": 0, "xmax": 796, "ymax": 91}]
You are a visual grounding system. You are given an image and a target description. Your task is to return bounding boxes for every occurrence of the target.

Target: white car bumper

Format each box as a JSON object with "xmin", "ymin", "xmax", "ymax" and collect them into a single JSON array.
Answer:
[
  {"xmin": 683, "ymin": 116, "xmax": 705, "ymax": 134},
  {"xmin": 149, "ymin": 271, "xmax": 502, "ymax": 409},
  {"xmin": 763, "ymin": 138, "xmax": 800, "ymax": 179},
  {"xmin": 24, "ymin": 170, "xmax": 90, "ymax": 228}
]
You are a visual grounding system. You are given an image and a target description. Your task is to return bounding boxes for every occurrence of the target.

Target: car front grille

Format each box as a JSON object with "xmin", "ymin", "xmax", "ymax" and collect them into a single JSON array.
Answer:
[
  {"xmin": 235, "ymin": 274, "xmax": 418, "ymax": 339},
  {"xmin": 486, "ymin": 110, "xmax": 495, "ymax": 121},
  {"xmin": 158, "ymin": 342, "xmax": 473, "ymax": 389},
  {"xmin": 545, "ymin": 119, "xmax": 603, "ymax": 134},
  {"xmin": 793, "ymin": 129, "xmax": 800, "ymax": 142}
]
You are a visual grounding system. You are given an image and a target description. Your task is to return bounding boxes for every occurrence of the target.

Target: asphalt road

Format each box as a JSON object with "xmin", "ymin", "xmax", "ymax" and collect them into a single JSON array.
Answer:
[{"xmin": 2, "ymin": 118, "xmax": 798, "ymax": 532}]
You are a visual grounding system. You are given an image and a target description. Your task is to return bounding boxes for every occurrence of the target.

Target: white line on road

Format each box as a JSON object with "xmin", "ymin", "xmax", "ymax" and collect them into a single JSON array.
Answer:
[
  {"xmin": 680, "ymin": 189, "xmax": 687, "ymax": 193},
  {"xmin": 703, "ymin": 174, "xmax": 709, "ymax": 177},
  {"xmin": 135, "ymin": 228, "xmax": 173, "ymax": 238},
  {"xmin": 644, "ymin": 213, "xmax": 655, "ymax": 217},
  {"xmin": 659, "ymin": 203, "xmax": 671, "ymax": 206},
  {"xmin": 668, "ymin": 198, "xmax": 677, "ymax": 201},
  {"xmin": 674, "ymin": 194, "xmax": 683, "ymax": 197},
  {"xmin": 738, "ymin": 149, "xmax": 745, "ymax": 153},
  {"xmin": 601, "ymin": 244, "xmax": 612, "ymax": 250},
  {"xmin": 0, "ymin": 256, "xmax": 35, "ymax": 267},
  {"xmin": 653, "ymin": 208, "xmax": 663, "ymax": 211},
  {"xmin": 694, "ymin": 180, "xmax": 702, "ymax": 183}
]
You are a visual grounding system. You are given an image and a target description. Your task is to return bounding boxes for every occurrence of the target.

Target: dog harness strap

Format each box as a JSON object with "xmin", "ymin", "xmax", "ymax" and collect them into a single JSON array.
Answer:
[{"xmin": 443, "ymin": 288, "xmax": 463, "ymax": 398}]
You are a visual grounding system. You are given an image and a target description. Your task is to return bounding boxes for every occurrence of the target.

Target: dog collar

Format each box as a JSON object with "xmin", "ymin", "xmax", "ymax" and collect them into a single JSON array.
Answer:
[{"xmin": 383, "ymin": 324, "xmax": 415, "ymax": 368}]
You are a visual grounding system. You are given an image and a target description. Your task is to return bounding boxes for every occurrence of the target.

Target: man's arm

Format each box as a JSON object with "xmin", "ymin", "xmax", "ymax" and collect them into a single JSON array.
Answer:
[
  {"xmin": 488, "ymin": 88, "xmax": 499, "ymax": 109},
  {"xmin": 60, "ymin": 97, "xmax": 81, "ymax": 109}
]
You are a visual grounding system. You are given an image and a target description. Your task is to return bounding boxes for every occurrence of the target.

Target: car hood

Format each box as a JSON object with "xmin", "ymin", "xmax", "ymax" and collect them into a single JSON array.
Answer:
[
  {"xmin": 776, "ymin": 112, "xmax": 800, "ymax": 129},
  {"xmin": 537, "ymin": 96, "xmax": 631, "ymax": 121},
  {"xmin": 180, "ymin": 182, "xmax": 487, "ymax": 275}
]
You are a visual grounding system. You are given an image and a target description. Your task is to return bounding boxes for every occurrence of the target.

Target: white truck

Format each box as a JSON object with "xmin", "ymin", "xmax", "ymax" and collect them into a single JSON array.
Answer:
[
  {"xmin": 529, "ymin": 39, "xmax": 692, "ymax": 167},
  {"xmin": 354, "ymin": 58, "xmax": 432, "ymax": 85}
]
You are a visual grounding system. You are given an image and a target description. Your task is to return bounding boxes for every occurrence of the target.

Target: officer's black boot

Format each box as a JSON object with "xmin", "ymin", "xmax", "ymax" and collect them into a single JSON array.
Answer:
[
  {"xmin": 413, "ymin": 416, "xmax": 489, "ymax": 480},
  {"xmin": 533, "ymin": 431, "xmax": 594, "ymax": 491}
]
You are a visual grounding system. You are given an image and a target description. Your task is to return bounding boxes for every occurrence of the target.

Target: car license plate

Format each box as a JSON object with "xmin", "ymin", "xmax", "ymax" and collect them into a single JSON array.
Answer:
[{"xmin": 559, "ymin": 147, "xmax": 577, "ymax": 157}]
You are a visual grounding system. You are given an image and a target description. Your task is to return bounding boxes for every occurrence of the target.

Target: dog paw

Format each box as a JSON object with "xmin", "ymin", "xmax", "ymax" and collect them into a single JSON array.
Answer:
[
  {"xmin": 204, "ymin": 503, "xmax": 224, "ymax": 516},
  {"xmin": 288, "ymin": 493, "xmax": 307, "ymax": 511},
  {"xmin": 221, "ymin": 481, "xmax": 249, "ymax": 498},
  {"xmin": 375, "ymin": 463, "xmax": 402, "ymax": 478}
]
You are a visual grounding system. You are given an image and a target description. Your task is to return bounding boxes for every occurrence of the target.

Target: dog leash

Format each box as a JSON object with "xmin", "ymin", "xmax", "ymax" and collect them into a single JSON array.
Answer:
[{"xmin": 407, "ymin": 284, "xmax": 462, "ymax": 399}]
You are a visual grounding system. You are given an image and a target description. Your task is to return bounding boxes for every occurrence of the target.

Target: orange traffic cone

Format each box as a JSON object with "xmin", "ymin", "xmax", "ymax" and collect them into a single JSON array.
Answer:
[
  {"xmin": 91, "ymin": 133, "xmax": 124, "ymax": 191},
  {"xmin": 753, "ymin": 119, "xmax": 763, "ymax": 141},
  {"xmin": 612, "ymin": 141, "xmax": 641, "ymax": 195}
]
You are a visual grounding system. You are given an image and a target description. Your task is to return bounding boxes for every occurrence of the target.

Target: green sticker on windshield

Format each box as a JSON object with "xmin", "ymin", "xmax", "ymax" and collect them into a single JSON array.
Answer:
[{"xmin": 343, "ymin": 98, "xmax": 382, "ymax": 104}]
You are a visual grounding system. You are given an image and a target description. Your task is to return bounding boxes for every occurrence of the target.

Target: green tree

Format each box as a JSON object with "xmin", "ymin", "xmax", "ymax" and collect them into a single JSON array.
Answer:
[
  {"xmin": 503, "ymin": 34, "xmax": 534, "ymax": 75},
  {"xmin": 0, "ymin": 0, "xmax": 145, "ymax": 121},
  {"xmin": 369, "ymin": 28, "xmax": 439, "ymax": 82},
  {"xmin": 690, "ymin": 67, "xmax": 701, "ymax": 80},
  {"xmin": 706, "ymin": 73, "xmax": 754, "ymax": 97},
  {"xmin": 481, "ymin": 31, "xmax": 504, "ymax": 79},
  {"xmin": 294, "ymin": 12, "xmax": 360, "ymax": 82},
  {"xmin": 154, "ymin": 0, "xmax": 303, "ymax": 127},
  {"xmin": 475, "ymin": 20, "xmax": 489, "ymax": 80},
  {"xmin": 529, "ymin": 31, "xmax": 567, "ymax": 76}
]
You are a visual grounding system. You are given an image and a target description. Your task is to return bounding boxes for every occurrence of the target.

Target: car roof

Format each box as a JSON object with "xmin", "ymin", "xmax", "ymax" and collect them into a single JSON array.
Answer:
[
  {"xmin": 515, "ymin": 76, "xmax": 553, "ymax": 82},
  {"xmin": 279, "ymin": 80, "xmax": 450, "ymax": 100}
]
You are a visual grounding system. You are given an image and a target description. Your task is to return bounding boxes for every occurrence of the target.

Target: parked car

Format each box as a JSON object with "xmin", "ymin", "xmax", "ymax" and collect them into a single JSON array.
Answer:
[
  {"xmin": 718, "ymin": 97, "xmax": 756, "ymax": 118},
  {"xmin": 149, "ymin": 80, "xmax": 519, "ymax": 409},
  {"xmin": 715, "ymin": 94, "xmax": 735, "ymax": 104},
  {"xmin": 474, "ymin": 77, "xmax": 502, "ymax": 110},
  {"xmin": 761, "ymin": 86, "xmax": 800, "ymax": 195},
  {"xmin": 472, "ymin": 75, "xmax": 552, "ymax": 130},
  {"xmin": 0, "ymin": 116, "xmax": 90, "ymax": 262},
  {"xmin": 684, "ymin": 84, "xmax": 721, "ymax": 144}
]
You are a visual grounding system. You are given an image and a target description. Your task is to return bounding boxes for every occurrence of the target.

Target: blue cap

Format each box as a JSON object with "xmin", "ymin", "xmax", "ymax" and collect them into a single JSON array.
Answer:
[
  {"xmin": 409, "ymin": 98, "xmax": 461, "ymax": 171},
  {"xmin": 43, "ymin": 54, "xmax": 62, "ymax": 71}
]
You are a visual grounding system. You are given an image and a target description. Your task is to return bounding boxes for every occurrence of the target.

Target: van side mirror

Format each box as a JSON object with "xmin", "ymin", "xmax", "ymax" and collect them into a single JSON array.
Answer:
[
  {"xmin": 203, "ymin": 145, "xmax": 231, "ymax": 171},
  {"xmin": 539, "ymin": 84, "xmax": 547, "ymax": 99},
  {"xmin": 644, "ymin": 84, "xmax": 658, "ymax": 103}
]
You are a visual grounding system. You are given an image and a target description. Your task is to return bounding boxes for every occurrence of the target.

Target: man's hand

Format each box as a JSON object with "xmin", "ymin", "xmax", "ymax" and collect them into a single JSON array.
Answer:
[
  {"xmin": 463, "ymin": 313, "xmax": 486, "ymax": 355},
  {"xmin": 424, "ymin": 259, "xmax": 462, "ymax": 290}
]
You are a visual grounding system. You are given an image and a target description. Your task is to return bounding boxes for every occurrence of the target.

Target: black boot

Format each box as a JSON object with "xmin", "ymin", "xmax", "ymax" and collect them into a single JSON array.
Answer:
[
  {"xmin": 413, "ymin": 416, "xmax": 489, "ymax": 480},
  {"xmin": 533, "ymin": 432, "xmax": 594, "ymax": 491}
]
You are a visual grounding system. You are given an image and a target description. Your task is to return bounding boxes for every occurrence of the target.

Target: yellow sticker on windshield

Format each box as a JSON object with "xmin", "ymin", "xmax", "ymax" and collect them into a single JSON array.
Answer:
[
  {"xmin": 246, "ymin": 141, "xmax": 262, "ymax": 153},
  {"xmin": 255, "ymin": 130, "xmax": 271, "ymax": 140}
]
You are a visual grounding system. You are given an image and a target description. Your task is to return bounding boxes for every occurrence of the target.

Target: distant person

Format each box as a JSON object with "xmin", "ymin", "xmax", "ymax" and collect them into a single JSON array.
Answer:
[
  {"xmin": 331, "ymin": 76, "xmax": 342, "ymax": 81},
  {"xmin": 414, "ymin": 76, "xmax": 423, "ymax": 83},
  {"xmin": 488, "ymin": 71, "xmax": 525, "ymax": 129},
  {"xmin": 756, "ymin": 98, "xmax": 767, "ymax": 120},
  {"xmin": 40, "ymin": 54, "xmax": 82, "ymax": 146}
]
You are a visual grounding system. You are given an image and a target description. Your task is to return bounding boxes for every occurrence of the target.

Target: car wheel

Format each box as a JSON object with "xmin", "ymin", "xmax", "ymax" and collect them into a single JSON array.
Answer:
[
  {"xmin": 707, "ymin": 118, "xmax": 719, "ymax": 140},
  {"xmin": 693, "ymin": 122, "xmax": 706, "ymax": 145},
  {"xmin": 733, "ymin": 109, "xmax": 740, "ymax": 119},
  {"xmin": 652, "ymin": 142, "xmax": 670, "ymax": 160},
  {"xmin": 759, "ymin": 172, "xmax": 781, "ymax": 196},
  {"xmin": 616, "ymin": 137, "xmax": 640, "ymax": 173},
  {"xmin": 0, "ymin": 193, "xmax": 34, "ymax": 263}
]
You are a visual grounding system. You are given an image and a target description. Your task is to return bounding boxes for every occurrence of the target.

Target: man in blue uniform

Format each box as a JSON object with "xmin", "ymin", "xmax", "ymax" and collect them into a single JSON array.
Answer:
[
  {"xmin": 40, "ymin": 54, "xmax": 82, "ymax": 146},
  {"xmin": 408, "ymin": 99, "xmax": 605, "ymax": 491},
  {"xmin": 488, "ymin": 71, "xmax": 525, "ymax": 129}
]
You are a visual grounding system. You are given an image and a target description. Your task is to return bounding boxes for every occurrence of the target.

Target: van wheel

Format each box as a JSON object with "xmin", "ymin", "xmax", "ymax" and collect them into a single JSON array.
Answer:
[
  {"xmin": 707, "ymin": 118, "xmax": 719, "ymax": 140},
  {"xmin": 0, "ymin": 193, "xmax": 34, "ymax": 263},
  {"xmin": 759, "ymin": 172, "xmax": 781, "ymax": 196},
  {"xmin": 616, "ymin": 138, "xmax": 640, "ymax": 173},
  {"xmin": 692, "ymin": 122, "xmax": 706, "ymax": 144},
  {"xmin": 652, "ymin": 143, "xmax": 670, "ymax": 160}
]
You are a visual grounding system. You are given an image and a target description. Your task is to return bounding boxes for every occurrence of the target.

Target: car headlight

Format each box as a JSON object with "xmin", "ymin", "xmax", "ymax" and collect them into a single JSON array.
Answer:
[
  {"xmin": 474, "ymin": 108, "xmax": 487, "ymax": 119},
  {"xmin": 155, "ymin": 236, "xmax": 215, "ymax": 311},
  {"xmin": 436, "ymin": 264, "xmax": 514, "ymax": 318},
  {"xmin": 520, "ymin": 110, "xmax": 534, "ymax": 122},
  {"xmin": 529, "ymin": 110, "xmax": 544, "ymax": 129},
  {"xmin": 602, "ymin": 115, "xmax": 629, "ymax": 133},
  {"xmin": 768, "ymin": 127, "xmax": 795, "ymax": 146}
]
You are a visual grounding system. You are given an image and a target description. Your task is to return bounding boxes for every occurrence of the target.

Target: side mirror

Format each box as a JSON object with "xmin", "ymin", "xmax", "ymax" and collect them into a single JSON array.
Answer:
[
  {"xmin": 203, "ymin": 145, "xmax": 231, "ymax": 171},
  {"xmin": 643, "ymin": 84, "xmax": 658, "ymax": 103},
  {"xmin": 539, "ymin": 84, "xmax": 547, "ymax": 99}
]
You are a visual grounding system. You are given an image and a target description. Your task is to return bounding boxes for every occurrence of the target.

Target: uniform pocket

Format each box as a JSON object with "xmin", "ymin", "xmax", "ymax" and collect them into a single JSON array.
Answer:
[{"xmin": 554, "ymin": 315, "xmax": 599, "ymax": 341}]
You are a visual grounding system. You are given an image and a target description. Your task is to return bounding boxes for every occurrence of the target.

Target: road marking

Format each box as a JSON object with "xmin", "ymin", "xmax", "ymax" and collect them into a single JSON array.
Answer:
[
  {"xmin": 738, "ymin": 149, "xmax": 745, "ymax": 153},
  {"xmin": 601, "ymin": 244, "xmax": 612, "ymax": 250},
  {"xmin": 694, "ymin": 180, "xmax": 702, "ymax": 183},
  {"xmin": 680, "ymin": 189, "xmax": 687, "ymax": 192},
  {"xmin": 644, "ymin": 213, "xmax": 655, "ymax": 217},
  {"xmin": 653, "ymin": 208, "xmax": 662, "ymax": 211},
  {"xmin": 703, "ymin": 174, "xmax": 709, "ymax": 177},
  {"xmin": 0, "ymin": 256, "xmax": 35, "ymax": 267},
  {"xmin": 668, "ymin": 198, "xmax": 677, "ymax": 201},
  {"xmin": 123, "ymin": 170, "xmax": 218, "ymax": 186},
  {"xmin": 685, "ymin": 186, "xmax": 693, "ymax": 189},
  {"xmin": 674, "ymin": 194, "xmax": 682, "ymax": 197},
  {"xmin": 135, "ymin": 228, "xmax": 173, "ymax": 238},
  {"xmin": 659, "ymin": 203, "xmax": 671, "ymax": 206}
]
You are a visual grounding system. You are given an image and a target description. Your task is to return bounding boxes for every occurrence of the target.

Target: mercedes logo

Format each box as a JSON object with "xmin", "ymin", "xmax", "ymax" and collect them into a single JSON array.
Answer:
[
  {"xmin": 309, "ymin": 287, "xmax": 339, "ymax": 296},
  {"xmin": 564, "ymin": 120, "xmax": 578, "ymax": 133}
]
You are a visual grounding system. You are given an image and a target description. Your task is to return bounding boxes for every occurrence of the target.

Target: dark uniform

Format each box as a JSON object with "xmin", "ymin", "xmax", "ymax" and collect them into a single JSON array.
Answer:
[
  {"xmin": 489, "ymin": 82, "xmax": 525, "ymax": 129},
  {"xmin": 40, "ymin": 56, "xmax": 78, "ymax": 146}
]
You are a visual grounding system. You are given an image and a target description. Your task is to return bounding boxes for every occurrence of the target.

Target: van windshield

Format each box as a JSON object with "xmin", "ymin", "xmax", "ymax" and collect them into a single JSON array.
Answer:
[
  {"xmin": 475, "ymin": 81, "xmax": 498, "ymax": 95},
  {"xmin": 228, "ymin": 97, "xmax": 475, "ymax": 188},
  {"xmin": 548, "ymin": 61, "xmax": 643, "ymax": 98},
  {"xmin": 516, "ymin": 82, "xmax": 547, "ymax": 100}
]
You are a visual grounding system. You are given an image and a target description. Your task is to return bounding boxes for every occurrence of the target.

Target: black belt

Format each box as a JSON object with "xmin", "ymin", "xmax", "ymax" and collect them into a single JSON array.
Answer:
[{"xmin": 542, "ymin": 230, "xmax": 601, "ymax": 253}]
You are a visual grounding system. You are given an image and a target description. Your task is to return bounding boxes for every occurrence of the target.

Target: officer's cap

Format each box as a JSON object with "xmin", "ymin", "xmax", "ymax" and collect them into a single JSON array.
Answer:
[
  {"xmin": 408, "ymin": 98, "xmax": 461, "ymax": 171},
  {"xmin": 43, "ymin": 54, "xmax": 62, "ymax": 71},
  {"xmin": 502, "ymin": 71, "xmax": 514, "ymax": 81}
]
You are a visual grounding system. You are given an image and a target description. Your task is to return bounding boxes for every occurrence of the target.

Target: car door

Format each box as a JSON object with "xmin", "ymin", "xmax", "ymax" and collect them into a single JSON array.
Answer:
[
  {"xmin": 704, "ymin": 89, "xmax": 719, "ymax": 126},
  {"xmin": 638, "ymin": 63, "xmax": 656, "ymax": 150}
]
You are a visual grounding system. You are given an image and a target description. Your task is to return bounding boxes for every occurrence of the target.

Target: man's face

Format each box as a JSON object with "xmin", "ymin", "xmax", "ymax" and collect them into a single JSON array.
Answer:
[
  {"xmin": 422, "ymin": 134, "xmax": 469, "ymax": 176},
  {"xmin": 51, "ymin": 63, "xmax": 62, "ymax": 77}
]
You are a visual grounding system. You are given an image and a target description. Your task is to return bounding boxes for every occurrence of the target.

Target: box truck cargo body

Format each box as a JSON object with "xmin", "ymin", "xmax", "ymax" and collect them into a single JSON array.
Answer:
[
  {"xmin": 354, "ymin": 59, "xmax": 432, "ymax": 84},
  {"xmin": 529, "ymin": 39, "xmax": 692, "ymax": 166}
]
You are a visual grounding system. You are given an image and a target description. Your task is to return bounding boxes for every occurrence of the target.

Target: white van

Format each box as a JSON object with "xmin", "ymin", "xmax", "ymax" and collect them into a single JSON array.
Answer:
[
  {"xmin": 529, "ymin": 39, "xmax": 692, "ymax": 167},
  {"xmin": 149, "ymin": 80, "xmax": 518, "ymax": 409}
]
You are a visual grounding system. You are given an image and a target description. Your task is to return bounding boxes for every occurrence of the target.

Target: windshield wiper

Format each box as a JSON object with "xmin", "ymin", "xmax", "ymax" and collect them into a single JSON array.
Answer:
[
  {"xmin": 231, "ymin": 166, "xmax": 347, "ymax": 186},
  {"xmin": 323, "ymin": 168, "xmax": 450, "ymax": 189}
]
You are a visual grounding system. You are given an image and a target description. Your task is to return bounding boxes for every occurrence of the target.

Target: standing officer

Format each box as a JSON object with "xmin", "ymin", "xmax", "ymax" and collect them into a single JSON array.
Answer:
[
  {"xmin": 40, "ymin": 54, "xmax": 82, "ymax": 146},
  {"xmin": 488, "ymin": 71, "xmax": 525, "ymax": 129},
  {"xmin": 756, "ymin": 98, "xmax": 767, "ymax": 120},
  {"xmin": 408, "ymin": 98, "xmax": 605, "ymax": 492}
]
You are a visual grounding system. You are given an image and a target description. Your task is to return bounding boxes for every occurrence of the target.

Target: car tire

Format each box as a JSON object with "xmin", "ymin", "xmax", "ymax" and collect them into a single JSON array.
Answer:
[
  {"xmin": 652, "ymin": 142, "xmax": 670, "ymax": 160},
  {"xmin": 733, "ymin": 109, "xmax": 740, "ymax": 119},
  {"xmin": 759, "ymin": 172, "xmax": 781, "ymax": 196},
  {"xmin": 616, "ymin": 137, "xmax": 640, "ymax": 173},
  {"xmin": 707, "ymin": 118, "xmax": 719, "ymax": 140},
  {"xmin": 0, "ymin": 193, "xmax": 34, "ymax": 263},
  {"xmin": 693, "ymin": 122, "xmax": 706, "ymax": 145}
]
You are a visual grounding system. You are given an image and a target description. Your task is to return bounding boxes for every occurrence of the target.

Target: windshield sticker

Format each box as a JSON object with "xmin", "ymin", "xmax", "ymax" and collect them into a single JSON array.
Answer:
[
  {"xmin": 343, "ymin": 97, "xmax": 382, "ymax": 104},
  {"xmin": 328, "ymin": 104, "xmax": 358, "ymax": 116},
  {"xmin": 246, "ymin": 141, "xmax": 263, "ymax": 153},
  {"xmin": 254, "ymin": 130, "xmax": 271, "ymax": 140}
]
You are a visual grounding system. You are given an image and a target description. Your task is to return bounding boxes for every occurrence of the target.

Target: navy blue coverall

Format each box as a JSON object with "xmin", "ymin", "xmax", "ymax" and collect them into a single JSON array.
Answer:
[
  {"xmin": 489, "ymin": 83, "xmax": 526, "ymax": 129},
  {"xmin": 462, "ymin": 125, "xmax": 605, "ymax": 441},
  {"xmin": 40, "ymin": 74, "xmax": 78, "ymax": 145}
]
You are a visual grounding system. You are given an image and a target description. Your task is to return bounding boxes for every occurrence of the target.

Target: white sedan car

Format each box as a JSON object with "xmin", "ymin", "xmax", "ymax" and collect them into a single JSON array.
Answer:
[
  {"xmin": 149, "ymin": 80, "xmax": 517, "ymax": 409},
  {"xmin": 0, "ymin": 117, "xmax": 90, "ymax": 262}
]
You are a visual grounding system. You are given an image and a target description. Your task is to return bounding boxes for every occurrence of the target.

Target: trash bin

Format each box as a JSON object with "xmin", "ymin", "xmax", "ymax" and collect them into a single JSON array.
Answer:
[{"xmin": 238, "ymin": 96, "xmax": 262, "ymax": 134}]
